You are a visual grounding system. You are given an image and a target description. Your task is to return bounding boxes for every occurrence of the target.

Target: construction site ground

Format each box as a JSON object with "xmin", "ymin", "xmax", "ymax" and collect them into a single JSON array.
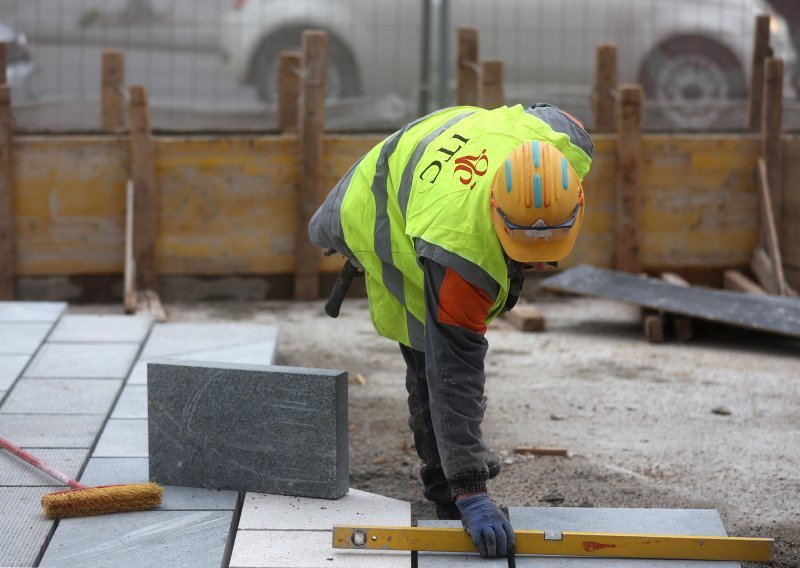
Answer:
[{"xmin": 73, "ymin": 286, "xmax": 800, "ymax": 567}]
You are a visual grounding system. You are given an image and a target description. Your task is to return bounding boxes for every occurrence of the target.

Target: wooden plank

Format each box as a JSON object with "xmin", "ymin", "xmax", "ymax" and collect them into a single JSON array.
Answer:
[
  {"xmin": 123, "ymin": 180, "xmax": 136, "ymax": 314},
  {"xmin": 751, "ymin": 246, "xmax": 779, "ymax": 294},
  {"xmin": 615, "ymin": 85, "xmax": 643, "ymax": 273},
  {"xmin": 101, "ymin": 50, "xmax": 125, "ymax": 132},
  {"xmin": 592, "ymin": 44, "xmax": 617, "ymax": 133},
  {"xmin": 723, "ymin": 269, "xmax": 768, "ymax": 296},
  {"xmin": 480, "ymin": 59, "xmax": 503, "ymax": 110},
  {"xmin": 457, "ymin": 27, "xmax": 479, "ymax": 107},
  {"xmin": 0, "ymin": 86, "xmax": 13, "ymax": 299},
  {"xmin": 503, "ymin": 305, "xmax": 544, "ymax": 332},
  {"xmin": 277, "ymin": 51, "xmax": 302, "ymax": 133},
  {"xmin": 295, "ymin": 30, "xmax": 328, "ymax": 300},
  {"xmin": 660, "ymin": 272, "xmax": 693, "ymax": 341},
  {"xmin": 514, "ymin": 447, "xmax": 568, "ymax": 457},
  {"xmin": 661, "ymin": 272, "xmax": 689, "ymax": 287},
  {"xmin": 643, "ymin": 313, "xmax": 665, "ymax": 343},
  {"xmin": 761, "ymin": 58, "xmax": 783, "ymax": 224},
  {"xmin": 757, "ymin": 157, "xmax": 789, "ymax": 295},
  {"xmin": 0, "ymin": 42, "xmax": 6, "ymax": 85},
  {"xmin": 748, "ymin": 15, "xmax": 772, "ymax": 131},
  {"xmin": 129, "ymin": 86, "xmax": 158, "ymax": 291},
  {"xmin": 543, "ymin": 265, "xmax": 800, "ymax": 339}
]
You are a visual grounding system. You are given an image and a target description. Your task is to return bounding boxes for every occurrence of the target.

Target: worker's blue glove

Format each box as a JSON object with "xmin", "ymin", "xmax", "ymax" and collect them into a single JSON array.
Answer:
[{"xmin": 456, "ymin": 493, "xmax": 515, "ymax": 558}]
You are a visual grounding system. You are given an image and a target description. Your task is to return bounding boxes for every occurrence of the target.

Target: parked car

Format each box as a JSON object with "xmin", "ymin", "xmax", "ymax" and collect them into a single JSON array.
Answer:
[
  {"xmin": 0, "ymin": 22, "xmax": 37, "ymax": 100},
  {"xmin": 220, "ymin": 0, "xmax": 797, "ymax": 129}
]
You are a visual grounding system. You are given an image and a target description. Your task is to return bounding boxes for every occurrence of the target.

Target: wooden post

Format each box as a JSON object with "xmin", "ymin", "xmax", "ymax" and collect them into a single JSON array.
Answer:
[
  {"xmin": 128, "ymin": 86, "xmax": 158, "ymax": 292},
  {"xmin": 481, "ymin": 59, "xmax": 504, "ymax": 109},
  {"xmin": 592, "ymin": 44, "xmax": 617, "ymax": 133},
  {"xmin": 295, "ymin": 30, "xmax": 327, "ymax": 301},
  {"xmin": 0, "ymin": 86, "xmax": 14, "ymax": 299},
  {"xmin": 457, "ymin": 27, "xmax": 479, "ymax": 107},
  {"xmin": 123, "ymin": 180, "xmax": 137, "ymax": 314},
  {"xmin": 0, "ymin": 43, "xmax": 7, "ymax": 85},
  {"xmin": 277, "ymin": 51, "xmax": 302, "ymax": 133},
  {"xmin": 614, "ymin": 85, "xmax": 643, "ymax": 273},
  {"xmin": 748, "ymin": 15, "xmax": 772, "ymax": 131},
  {"xmin": 761, "ymin": 58, "xmax": 783, "ymax": 222},
  {"xmin": 101, "ymin": 50, "xmax": 125, "ymax": 132}
]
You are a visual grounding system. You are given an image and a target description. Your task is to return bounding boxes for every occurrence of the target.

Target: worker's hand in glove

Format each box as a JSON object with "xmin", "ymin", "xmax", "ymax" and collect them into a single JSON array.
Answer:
[{"xmin": 456, "ymin": 492, "xmax": 515, "ymax": 558}]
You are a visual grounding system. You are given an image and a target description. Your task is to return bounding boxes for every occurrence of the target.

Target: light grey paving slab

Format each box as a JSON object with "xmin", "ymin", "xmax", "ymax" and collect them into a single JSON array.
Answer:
[
  {"xmin": 93, "ymin": 419, "xmax": 149, "ymax": 457},
  {"xmin": 0, "ymin": 353, "xmax": 31, "ymax": 390},
  {"xmin": 230, "ymin": 530, "xmax": 410, "ymax": 568},
  {"xmin": 148, "ymin": 360, "xmax": 347, "ymax": 499},
  {"xmin": 49, "ymin": 315, "xmax": 153, "ymax": 343},
  {"xmin": 128, "ymin": 360, "xmax": 147, "ymax": 385},
  {"xmin": 417, "ymin": 520, "xmax": 504, "ymax": 567},
  {"xmin": 0, "ymin": 448, "xmax": 86, "ymax": 486},
  {"xmin": 24, "ymin": 343, "xmax": 140, "ymax": 379},
  {"xmin": 0, "ymin": 322, "xmax": 52, "ymax": 354},
  {"xmin": 239, "ymin": 488, "xmax": 410, "ymax": 530},
  {"xmin": 80, "ymin": 457, "xmax": 238, "ymax": 510},
  {"xmin": 505, "ymin": 507, "xmax": 738, "ymax": 568},
  {"xmin": 39, "ymin": 510, "xmax": 233, "ymax": 568},
  {"xmin": 0, "ymin": 486, "xmax": 58, "ymax": 567},
  {"xmin": 1, "ymin": 378, "xmax": 122, "ymax": 415},
  {"xmin": 0, "ymin": 414, "xmax": 106, "ymax": 447},
  {"xmin": 172, "ymin": 340, "xmax": 279, "ymax": 366},
  {"xmin": 139, "ymin": 322, "xmax": 278, "ymax": 361},
  {"xmin": 0, "ymin": 301, "xmax": 67, "ymax": 322},
  {"xmin": 111, "ymin": 385, "xmax": 147, "ymax": 419}
]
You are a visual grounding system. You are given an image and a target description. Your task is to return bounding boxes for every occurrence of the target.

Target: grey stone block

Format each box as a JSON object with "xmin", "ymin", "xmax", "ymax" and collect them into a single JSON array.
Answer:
[
  {"xmin": 49, "ymin": 315, "xmax": 153, "ymax": 343},
  {"xmin": 148, "ymin": 360, "xmax": 347, "ymax": 499},
  {"xmin": 0, "ymin": 353, "xmax": 31, "ymax": 390},
  {"xmin": 39, "ymin": 510, "xmax": 234, "ymax": 568},
  {"xmin": 1, "ymin": 378, "xmax": 122, "ymax": 415},
  {"xmin": 0, "ymin": 301, "xmax": 66, "ymax": 322},
  {"xmin": 0, "ymin": 322, "xmax": 52, "ymax": 354},
  {"xmin": 94, "ymin": 419, "xmax": 149, "ymax": 457},
  {"xmin": 80, "ymin": 458, "xmax": 238, "ymax": 510},
  {"xmin": 0, "ymin": 414, "xmax": 106, "ymax": 447},
  {"xmin": 0, "ymin": 486, "xmax": 57, "ymax": 567},
  {"xmin": 24, "ymin": 343, "xmax": 140, "ymax": 379},
  {"xmin": 111, "ymin": 385, "xmax": 148, "ymax": 419},
  {"xmin": 0, "ymin": 448, "xmax": 86, "ymax": 486}
]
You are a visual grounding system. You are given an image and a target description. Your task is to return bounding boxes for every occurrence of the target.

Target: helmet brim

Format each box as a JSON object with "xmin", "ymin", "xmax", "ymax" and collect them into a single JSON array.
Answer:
[{"xmin": 490, "ymin": 204, "xmax": 584, "ymax": 263}]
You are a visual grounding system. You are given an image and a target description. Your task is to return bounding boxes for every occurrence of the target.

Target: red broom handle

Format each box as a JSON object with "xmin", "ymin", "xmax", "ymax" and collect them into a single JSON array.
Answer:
[{"xmin": 0, "ymin": 435, "xmax": 86, "ymax": 489}]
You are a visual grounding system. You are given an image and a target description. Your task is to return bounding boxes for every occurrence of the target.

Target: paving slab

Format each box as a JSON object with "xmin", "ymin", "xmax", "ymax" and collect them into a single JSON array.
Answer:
[
  {"xmin": 39, "ymin": 509, "xmax": 234, "ymax": 568},
  {"xmin": 0, "ymin": 322, "xmax": 53, "ymax": 354},
  {"xmin": 49, "ymin": 315, "xmax": 153, "ymax": 344},
  {"xmin": 230, "ymin": 530, "xmax": 410, "ymax": 568},
  {"xmin": 80, "ymin": 457, "xmax": 239, "ymax": 510},
  {"xmin": 0, "ymin": 448, "xmax": 86, "ymax": 486},
  {"xmin": 128, "ymin": 360, "xmax": 147, "ymax": 385},
  {"xmin": 93, "ymin": 419, "xmax": 149, "ymax": 457},
  {"xmin": 0, "ymin": 414, "xmax": 106, "ymax": 447},
  {"xmin": 0, "ymin": 486, "xmax": 59, "ymax": 567},
  {"xmin": 1, "ymin": 378, "xmax": 122, "ymax": 415},
  {"xmin": 24, "ymin": 343, "xmax": 140, "ymax": 379},
  {"xmin": 148, "ymin": 360, "xmax": 347, "ymax": 499},
  {"xmin": 111, "ymin": 385, "xmax": 148, "ymax": 419},
  {"xmin": 139, "ymin": 323, "xmax": 278, "ymax": 361},
  {"xmin": 239, "ymin": 488, "xmax": 411, "ymax": 530},
  {"xmin": 0, "ymin": 353, "xmax": 31, "ymax": 390},
  {"xmin": 0, "ymin": 301, "xmax": 67, "ymax": 322},
  {"xmin": 417, "ymin": 520, "xmax": 504, "ymax": 567}
]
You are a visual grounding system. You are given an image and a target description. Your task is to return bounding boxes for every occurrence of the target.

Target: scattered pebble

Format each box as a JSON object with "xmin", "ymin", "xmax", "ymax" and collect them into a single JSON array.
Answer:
[
  {"xmin": 712, "ymin": 405, "xmax": 732, "ymax": 416},
  {"xmin": 550, "ymin": 413, "xmax": 564, "ymax": 421},
  {"xmin": 504, "ymin": 457, "xmax": 515, "ymax": 465}
]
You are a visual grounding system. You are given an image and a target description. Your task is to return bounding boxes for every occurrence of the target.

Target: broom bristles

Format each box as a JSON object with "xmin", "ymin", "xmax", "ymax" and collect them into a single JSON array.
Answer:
[{"xmin": 41, "ymin": 482, "xmax": 163, "ymax": 519}]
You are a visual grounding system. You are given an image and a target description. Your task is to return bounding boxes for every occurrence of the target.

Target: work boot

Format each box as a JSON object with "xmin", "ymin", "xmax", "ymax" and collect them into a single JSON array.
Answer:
[{"xmin": 435, "ymin": 500, "xmax": 461, "ymax": 521}]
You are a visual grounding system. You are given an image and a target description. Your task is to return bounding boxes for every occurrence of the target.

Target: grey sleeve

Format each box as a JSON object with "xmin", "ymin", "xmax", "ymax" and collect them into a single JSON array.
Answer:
[
  {"xmin": 423, "ymin": 259, "xmax": 490, "ymax": 496},
  {"xmin": 526, "ymin": 103, "xmax": 595, "ymax": 159}
]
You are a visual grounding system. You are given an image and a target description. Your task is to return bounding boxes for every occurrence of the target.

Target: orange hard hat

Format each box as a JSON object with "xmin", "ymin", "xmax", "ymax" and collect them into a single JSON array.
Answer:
[{"xmin": 489, "ymin": 140, "xmax": 585, "ymax": 263}]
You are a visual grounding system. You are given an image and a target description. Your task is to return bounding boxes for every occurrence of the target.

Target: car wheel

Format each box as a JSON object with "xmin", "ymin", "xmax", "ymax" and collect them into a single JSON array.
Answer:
[
  {"xmin": 638, "ymin": 35, "xmax": 746, "ymax": 129},
  {"xmin": 250, "ymin": 27, "xmax": 360, "ymax": 103}
]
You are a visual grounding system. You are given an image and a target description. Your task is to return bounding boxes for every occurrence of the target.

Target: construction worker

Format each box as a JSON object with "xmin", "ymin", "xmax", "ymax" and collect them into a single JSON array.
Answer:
[{"xmin": 309, "ymin": 103, "xmax": 593, "ymax": 559}]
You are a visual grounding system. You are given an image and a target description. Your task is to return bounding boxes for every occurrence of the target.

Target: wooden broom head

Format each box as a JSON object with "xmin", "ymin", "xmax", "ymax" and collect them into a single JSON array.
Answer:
[{"xmin": 41, "ymin": 482, "xmax": 163, "ymax": 519}]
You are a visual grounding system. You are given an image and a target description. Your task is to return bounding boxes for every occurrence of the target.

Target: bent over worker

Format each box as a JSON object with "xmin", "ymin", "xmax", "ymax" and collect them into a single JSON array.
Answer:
[{"xmin": 309, "ymin": 103, "xmax": 593, "ymax": 559}]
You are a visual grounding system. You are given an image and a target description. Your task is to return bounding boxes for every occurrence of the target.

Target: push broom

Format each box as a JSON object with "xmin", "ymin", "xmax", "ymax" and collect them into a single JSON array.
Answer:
[{"xmin": 0, "ymin": 435, "xmax": 162, "ymax": 519}]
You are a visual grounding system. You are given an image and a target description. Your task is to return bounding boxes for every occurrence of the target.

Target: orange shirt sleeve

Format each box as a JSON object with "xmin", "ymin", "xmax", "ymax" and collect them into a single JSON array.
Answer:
[{"xmin": 436, "ymin": 268, "xmax": 494, "ymax": 335}]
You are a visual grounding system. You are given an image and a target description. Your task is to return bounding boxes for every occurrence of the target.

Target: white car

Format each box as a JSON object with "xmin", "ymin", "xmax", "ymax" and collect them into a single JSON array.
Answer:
[
  {"xmin": 0, "ymin": 22, "xmax": 37, "ymax": 100},
  {"xmin": 220, "ymin": 0, "xmax": 797, "ymax": 128}
]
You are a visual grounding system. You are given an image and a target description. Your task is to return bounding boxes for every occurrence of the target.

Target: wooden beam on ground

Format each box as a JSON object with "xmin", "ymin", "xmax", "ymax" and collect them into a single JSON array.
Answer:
[
  {"xmin": 0, "ymin": 43, "xmax": 6, "ymax": 85},
  {"xmin": 748, "ymin": 15, "xmax": 772, "ymax": 131},
  {"xmin": 615, "ymin": 85, "xmax": 643, "ymax": 273},
  {"xmin": 295, "ymin": 30, "xmax": 328, "ymax": 301},
  {"xmin": 128, "ymin": 86, "xmax": 158, "ymax": 292},
  {"xmin": 751, "ymin": 246, "xmax": 780, "ymax": 294},
  {"xmin": 480, "ymin": 59, "xmax": 503, "ymax": 110},
  {"xmin": 723, "ymin": 270, "xmax": 768, "ymax": 295},
  {"xmin": 137, "ymin": 289, "xmax": 167, "ymax": 322},
  {"xmin": 277, "ymin": 51, "xmax": 302, "ymax": 133},
  {"xmin": 756, "ymin": 157, "xmax": 790, "ymax": 295},
  {"xmin": 514, "ymin": 447, "xmax": 568, "ymax": 457},
  {"xmin": 0, "ymin": 85, "xmax": 13, "ymax": 299},
  {"xmin": 592, "ymin": 44, "xmax": 617, "ymax": 133},
  {"xmin": 643, "ymin": 313, "xmax": 665, "ymax": 343},
  {"xmin": 503, "ymin": 305, "xmax": 545, "ymax": 332},
  {"xmin": 457, "ymin": 27, "xmax": 479, "ymax": 107},
  {"xmin": 101, "ymin": 50, "xmax": 125, "ymax": 131},
  {"xmin": 660, "ymin": 272, "xmax": 693, "ymax": 342},
  {"xmin": 123, "ymin": 180, "xmax": 137, "ymax": 314}
]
